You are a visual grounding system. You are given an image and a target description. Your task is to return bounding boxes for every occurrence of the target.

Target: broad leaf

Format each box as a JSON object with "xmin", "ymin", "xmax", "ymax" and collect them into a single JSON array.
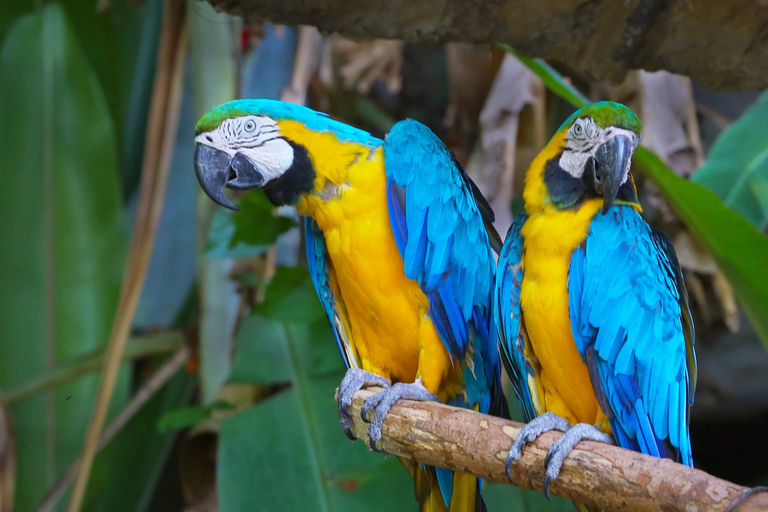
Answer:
[
  {"xmin": 87, "ymin": 365, "xmax": 194, "ymax": 512},
  {"xmin": 505, "ymin": 46, "xmax": 768, "ymax": 348},
  {"xmin": 206, "ymin": 192, "xmax": 295, "ymax": 259},
  {"xmin": 219, "ymin": 316, "xmax": 414, "ymax": 512},
  {"xmin": 692, "ymin": 89, "xmax": 768, "ymax": 229},
  {"xmin": 253, "ymin": 267, "xmax": 326, "ymax": 324},
  {"xmin": 0, "ymin": 4, "xmax": 128, "ymax": 510}
]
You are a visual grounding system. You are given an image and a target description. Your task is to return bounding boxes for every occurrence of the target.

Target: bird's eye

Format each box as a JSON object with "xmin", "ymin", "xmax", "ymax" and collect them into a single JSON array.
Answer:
[
  {"xmin": 573, "ymin": 123, "xmax": 584, "ymax": 137},
  {"xmin": 244, "ymin": 119, "xmax": 257, "ymax": 133}
]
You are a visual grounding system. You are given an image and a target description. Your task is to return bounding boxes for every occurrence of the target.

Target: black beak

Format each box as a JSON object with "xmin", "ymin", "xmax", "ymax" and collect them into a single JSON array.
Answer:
[
  {"xmin": 593, "ymin": 135, "xmax": 632, "ymax": 215},
  {"xmin": 194, "ymin": 144, "xmax": 265, "ymax": 210}
]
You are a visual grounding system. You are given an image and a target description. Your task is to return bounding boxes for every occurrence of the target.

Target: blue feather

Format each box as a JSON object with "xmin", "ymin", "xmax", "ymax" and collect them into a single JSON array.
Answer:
[
  {"xmin": 566, "ymin": 206, "xmax": 695, "ymax": 467},
  {"xmin": 384, "ymin": 119, "xmax": 505, "ymax": 506}
]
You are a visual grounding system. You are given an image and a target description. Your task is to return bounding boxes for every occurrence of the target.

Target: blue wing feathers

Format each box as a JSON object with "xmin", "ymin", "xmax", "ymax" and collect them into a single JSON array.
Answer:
[
  {"xmin": 569, "ymin": 206, "xmax": 695, "ymax": 467},
  {"xmin": 385, "ymin": 119, "xmax": 504, "ymax": 510},
  {"xmin": 494, "ymin": 213, "xmax": 538, "ymax": 423}
]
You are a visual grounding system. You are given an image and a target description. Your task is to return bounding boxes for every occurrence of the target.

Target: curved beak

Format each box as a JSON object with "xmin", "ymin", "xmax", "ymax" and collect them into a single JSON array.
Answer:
[
  {"xmin": 593, "ymin": 135, "xmax": 632, "ymax": 215},
  {"xmin": 194, "ymin": 144, "xmax": 265, "ymax": 210}
]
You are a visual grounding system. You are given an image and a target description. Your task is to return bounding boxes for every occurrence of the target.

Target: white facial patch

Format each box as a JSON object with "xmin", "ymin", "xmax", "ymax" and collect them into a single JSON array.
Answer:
[
  {"xmin": 558, "ymin": 117, "xmax": 639, "ymax": 184},
  {"xmin": 195, "ymin": 115, "xmax": 295, "ymax": 183}
]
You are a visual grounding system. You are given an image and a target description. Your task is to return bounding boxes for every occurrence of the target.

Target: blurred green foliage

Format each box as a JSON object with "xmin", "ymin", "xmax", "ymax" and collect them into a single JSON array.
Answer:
[{"xmin": 693, "ymin": 89, "xmax": 768, "ymax": 229}]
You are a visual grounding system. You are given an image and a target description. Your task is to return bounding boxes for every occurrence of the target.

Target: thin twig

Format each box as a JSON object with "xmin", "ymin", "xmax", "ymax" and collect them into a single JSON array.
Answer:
[
  {"xmin": 65, "ymin": 1, "xmax": 188, "ymax": 510},
  {"xmin": 342, "ymin": 387, "xmax": 768, "ymax": 512},
  {"xmin": 4, "ymin": 331, "xmax": 185, "ymax": 405},
  {"xmin": 38, "ymin": 348, "xmax": 190, "ymax": 512}
]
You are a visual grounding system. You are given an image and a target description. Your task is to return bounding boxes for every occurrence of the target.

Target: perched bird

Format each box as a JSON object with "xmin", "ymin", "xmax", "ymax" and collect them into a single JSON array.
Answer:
[
  {"xmin": 494, "ymin": 102, "xmax": 697, "ymax": 503},
  {"xmin": 194, "ymin": 100, "xmax": 506, "ymax": 512}
]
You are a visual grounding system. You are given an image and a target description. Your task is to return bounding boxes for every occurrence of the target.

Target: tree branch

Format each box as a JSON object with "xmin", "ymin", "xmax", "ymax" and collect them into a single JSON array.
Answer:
[{"xmin": 341, "ymin": 387, "xmax": 768, "ymax": 512}]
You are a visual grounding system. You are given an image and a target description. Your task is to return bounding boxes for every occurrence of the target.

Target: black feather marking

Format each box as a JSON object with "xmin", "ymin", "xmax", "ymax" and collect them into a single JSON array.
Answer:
[{"xmin": 262, "ymin": 139, "xmax": 316, "ymax": 206}]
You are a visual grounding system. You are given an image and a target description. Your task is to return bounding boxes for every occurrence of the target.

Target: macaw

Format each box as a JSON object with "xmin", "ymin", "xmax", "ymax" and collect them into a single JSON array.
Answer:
[
  {"xmin": 193, "ymin": 100, "xmax": 507, "ymax": 512},
  {"xmin": 494, "ymin": 102, "xmax": 697, "ymax": 503}
]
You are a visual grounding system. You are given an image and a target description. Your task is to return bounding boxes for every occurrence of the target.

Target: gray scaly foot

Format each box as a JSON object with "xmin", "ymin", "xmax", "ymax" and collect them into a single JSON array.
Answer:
[
  {"xmin": 542, "ymin": 423, "xmax": 613, "ymax": 499},
  {"xmin": 505, "ymin": 412, "xmax": 571, "ymax": 481},
  {"xmin": 360, "ymin": 379, "xmax": 439, "ymax": 452},
  {"xmin": 337, "ymin": 368, "xmax": 391, "ymax": 440}
]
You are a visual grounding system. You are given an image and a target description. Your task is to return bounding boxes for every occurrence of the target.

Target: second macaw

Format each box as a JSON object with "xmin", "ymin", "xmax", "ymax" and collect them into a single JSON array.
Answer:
[
  {"xmin": 494, "ymin": 102, "xmax": 697, "ymax": 504},
  {"xmin": 193, "ymin": 100, "xmax": 506, "ymax": 512}
]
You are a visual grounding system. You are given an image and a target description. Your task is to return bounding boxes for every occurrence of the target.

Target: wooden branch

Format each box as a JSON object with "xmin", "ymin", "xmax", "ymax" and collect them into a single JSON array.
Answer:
[
  {"xmin": 341, "ymin": 387, "xmax": 768, "ymax": 512},
  {"xmin": 204, "ymin": 0, "xmax": 768, "ymax": 91}
]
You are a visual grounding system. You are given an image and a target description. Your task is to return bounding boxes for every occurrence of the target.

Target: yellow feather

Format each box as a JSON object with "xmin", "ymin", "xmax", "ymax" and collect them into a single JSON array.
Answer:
[{"xmin": 520, "ymin": 129, "xmax": 607, "ymax": 426}]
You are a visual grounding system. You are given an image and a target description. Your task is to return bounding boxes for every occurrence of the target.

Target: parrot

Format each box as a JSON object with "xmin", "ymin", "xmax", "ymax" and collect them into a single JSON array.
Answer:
[
  {"xmin": 193, "ymin": 99, "xmax": 507, "ymax": 512},
  {"xmin": 493, "ymin": 102, "xmax": 697, "ymax": 504}
]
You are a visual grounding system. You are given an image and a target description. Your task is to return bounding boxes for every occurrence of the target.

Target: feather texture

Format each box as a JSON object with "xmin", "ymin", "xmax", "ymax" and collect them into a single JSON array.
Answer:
[
  {"xmin": 493, "ymin": 213, "xmax": 538, "ymax": 423},
  {"xmin": 567, "ymin": 206, "xmax": 696, "ymax": 465},
  {"xmin": 384, "ymin": 120, "xmax": 504, "ymax": 418}
]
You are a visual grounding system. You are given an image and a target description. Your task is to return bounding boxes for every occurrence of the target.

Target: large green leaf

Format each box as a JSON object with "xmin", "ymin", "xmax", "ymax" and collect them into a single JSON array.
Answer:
[
  {"xmin": 86, "ymin": 364, "xmax": 194, "ymax": 512},
  {"xmin": 206, "ymin": 192, "xmax": 295, "ymax": 259},
  {"xmin": 218, "ymin": 316, "xmax": 414, "ymax": 512},
  {"xmin": 253, "ymin": 267, "xmax": 326, "ymax": 324},
  {"xmin": 0, "ymin": 4, "xmax": 128, "ymax": 510},
  {"xmin": 505, "ymin": 47, "xmax": 768, "ymax": 348},
  {"xmin": 692, "ymin": 89, "xmax": 768, "ymax": 229}
]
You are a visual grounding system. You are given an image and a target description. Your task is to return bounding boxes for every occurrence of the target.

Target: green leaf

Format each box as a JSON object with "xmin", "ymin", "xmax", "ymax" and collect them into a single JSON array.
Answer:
[
  {"xmin": 206, "ymin": 191, "xmax": 295, "ymax": 259},
  {"xmin": 218, "ymin": 316, "xmax": 414, "ymax": 512},
  {"xmin": 634, "ymin": 149, "xmax": 768, "ymax": 346},
  {"xmin": 505, "ymin": 46, "xmax": 768, "ymax": 349},
  {"xmin": 87, "ymin": 363, "xmax": 194, "ymax": 512},
  {"xmin": 156, "ymin": 402, "xmax": 233, "ymax": 433},
  {"xmin": 0, "ymin": 4, "xmax": 128, "ymax": 510},
  {"xmin": 692, "ymin": 89, "xmax": 768, "ymax": 229},
  {"xmin": 230, "ymin": 192, "xmax": 296, "ymax": 247},
  {"xmin": 254, "ymin": 267, "xmax": 326, "ymax": 323},
  {"xmin": 482, "ymin": 481, "xmax": 573, "ymax": 512}
]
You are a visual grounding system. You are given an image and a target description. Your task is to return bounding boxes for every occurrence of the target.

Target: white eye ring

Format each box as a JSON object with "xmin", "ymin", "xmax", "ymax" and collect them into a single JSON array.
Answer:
[
  {"xmin": 573, "ymin": 123, "xmax": 584, "ymax": 137},
  {"xmin": 244, "ymin": 119, "xmax": 257, "ymax": 133}
]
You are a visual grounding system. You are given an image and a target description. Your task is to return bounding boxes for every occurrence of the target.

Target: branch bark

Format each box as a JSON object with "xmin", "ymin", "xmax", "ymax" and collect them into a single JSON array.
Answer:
[
  {"xmin": 204, "ymin": 0, "xmax": 768, "ymax": 90},
  {"xmin": 341, "ymin": 387, "xmax": 768, "ymax": 512}
]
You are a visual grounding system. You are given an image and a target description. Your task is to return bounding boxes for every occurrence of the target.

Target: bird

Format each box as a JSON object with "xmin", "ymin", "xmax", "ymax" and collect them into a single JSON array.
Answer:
[
  {"xmin": 493, "ymin": 101, "xmax": 697, "ymax": 505},
  {"xmin": 193, "ymin": 99, "xmax": 506, "ymax": 512}
]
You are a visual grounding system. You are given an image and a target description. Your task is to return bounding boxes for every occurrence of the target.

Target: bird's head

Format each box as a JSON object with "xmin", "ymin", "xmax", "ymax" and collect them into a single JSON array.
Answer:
[
  {"xmin": 540, "ymin": 101, "xmax": 642, "ymax": 214},
  {"xmin": 193, "ymin": 99, "xmax": 377, "ymax": 209}
]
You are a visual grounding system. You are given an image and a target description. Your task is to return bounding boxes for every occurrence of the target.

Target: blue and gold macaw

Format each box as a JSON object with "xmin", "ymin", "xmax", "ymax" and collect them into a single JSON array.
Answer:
[
  {"xmin": 494, "ymin": 102, "xmax": 697, "ymax": 502},
  {"xmin": 193, "ymin": 100, "xmax": 506, "ymax": 512}
]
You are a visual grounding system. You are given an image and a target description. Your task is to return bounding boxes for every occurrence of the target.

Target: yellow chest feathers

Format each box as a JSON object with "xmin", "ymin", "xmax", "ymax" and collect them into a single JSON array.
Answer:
[{"xmin": 284, "ymin": 123, "xmax": 435, "ymax": 384}]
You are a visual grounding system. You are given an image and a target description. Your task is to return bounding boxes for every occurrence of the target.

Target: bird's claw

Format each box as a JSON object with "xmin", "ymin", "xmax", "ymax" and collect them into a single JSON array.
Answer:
[
  {"xmin": 361, "ymin": 380, "xmax": 440, "ymax": 451},
  {"xmin": 541, "ymin": 422, "xmax": 613, "ymax": 499},
  {"xmin": 505, "ymin": 412, "xmax": 571, "ymax": 481},
  {"xmin": 337, "ymin": 368, "xmax": 391, "ymax": 440}
]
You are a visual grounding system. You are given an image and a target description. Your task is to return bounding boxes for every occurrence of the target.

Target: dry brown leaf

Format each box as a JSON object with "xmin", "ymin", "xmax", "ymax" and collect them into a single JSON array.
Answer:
[
  {"xmin": 332, "ymin": 36, "xmax": 403, "ymax": 94},
  {"xmin": 280, "ymin": 26, "xmax": 322, "ymax": 104},
  {"xmin": 445, "ymin": 43, "xmax": 498, "ymax": 139},
  {"xmin": 466, "ymin": 53, "xmax": 541, "ymax": 234},
  {"xmin": 636, "ymin": 70, "xmax": 701, "ymax": 177},
  {"xmin": 712, "ymin": 271, "xmax": 740, "ymax": 333},
  {"xmin": 674, "ymin": 232, "xmax": 740, "ymax": 332}
]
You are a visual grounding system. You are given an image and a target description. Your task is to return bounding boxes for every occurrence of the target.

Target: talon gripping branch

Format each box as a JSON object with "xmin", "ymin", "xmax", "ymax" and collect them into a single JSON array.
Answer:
[{"xmin": 194, "ymin": 100, "xmax": 506, "ymax": 512}]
